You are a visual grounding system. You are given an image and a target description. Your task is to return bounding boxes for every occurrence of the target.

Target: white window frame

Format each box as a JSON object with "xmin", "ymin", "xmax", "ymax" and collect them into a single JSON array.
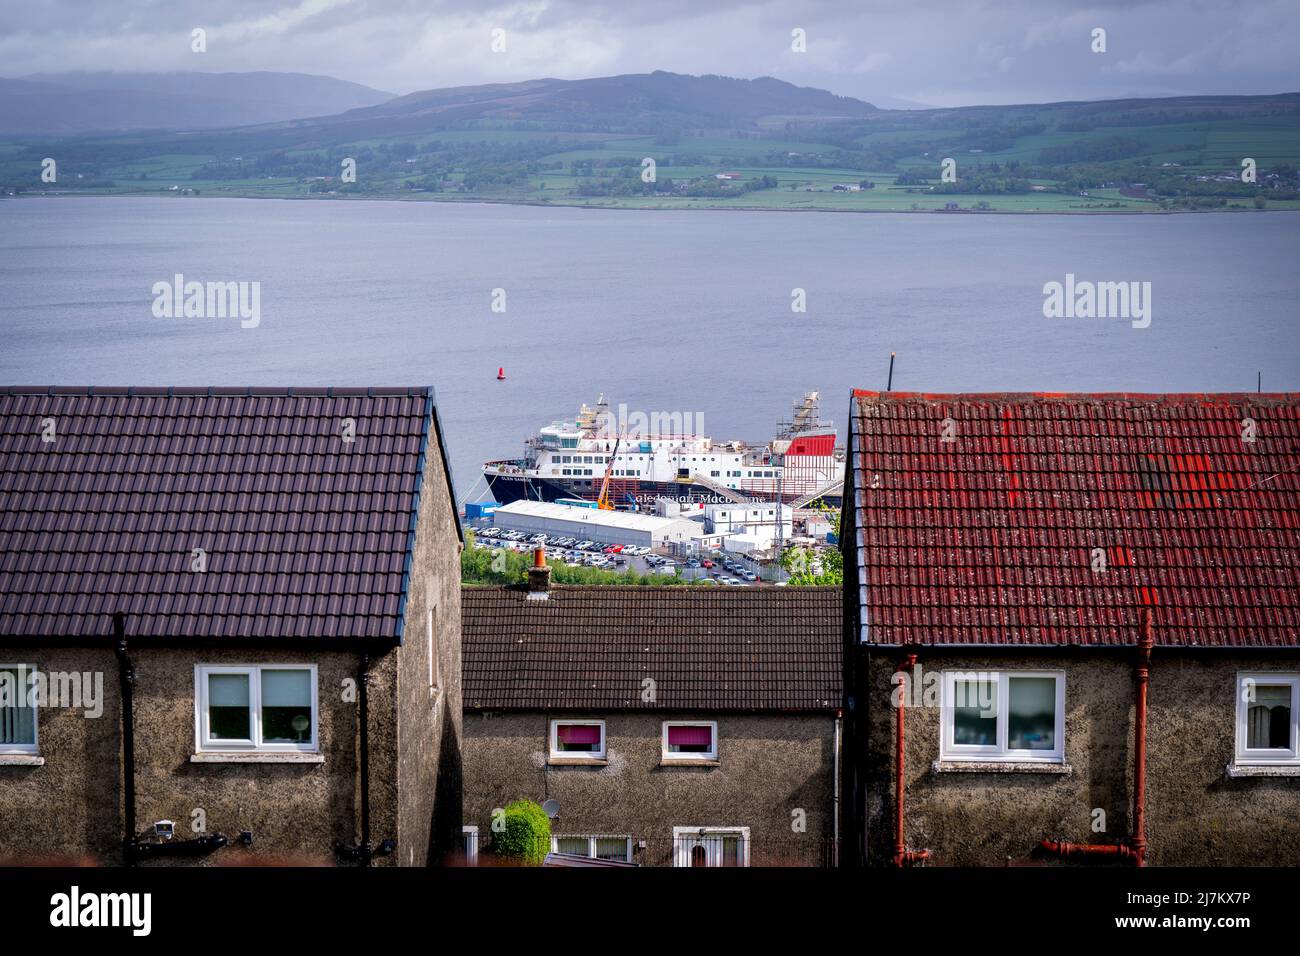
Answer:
[
  {"xmin": 548, "ymin": 718, "xmax": 606, "ymax": 761},
  {"xmin": 661, "ymin": 720, "xmax": 718, "ymax": 762},
  {"xmin": 0, "ymin": 664, "xmax": 39, "ymax": 755},
  {"xmin": 940, "ymin": 670, "xmax": 1065, "ymax": 763},
  {"xmin": 550, "ymin": 834, "xmax": 633, "ymax": 862},
  {"xmin": 672, "ymin": 826, "xmax": 751, "ymax": 867},
  {"xmin": 462, "ymin": 825, "xmax": 479, "ymax": 864},
  {"xmin": 195, "ymin": 664, "xmax": 319, "ymax": 753},
  {"xmin": 1235, "ymin": 673, "xmax": 1300, "ymax": 765}
]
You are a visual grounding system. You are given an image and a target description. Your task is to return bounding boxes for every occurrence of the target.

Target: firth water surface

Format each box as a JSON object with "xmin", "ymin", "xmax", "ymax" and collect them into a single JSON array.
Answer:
[{"xmin": 1, "ymin": 198, "xmax": 1296, "ymax": 498}]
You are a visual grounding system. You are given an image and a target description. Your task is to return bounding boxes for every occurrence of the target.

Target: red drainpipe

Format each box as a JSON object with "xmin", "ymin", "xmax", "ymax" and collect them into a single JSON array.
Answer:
[
  {"xmin": 1131, "ymin": 608, "xmax": 1154, "ymax": 866},
  {"xmin": 893, "ymin": 653, "xmax": 930, "ymax": 867},
  {"xmin": 1041, "ymin": 609, "xmax": 1153, "ymax": 865}
]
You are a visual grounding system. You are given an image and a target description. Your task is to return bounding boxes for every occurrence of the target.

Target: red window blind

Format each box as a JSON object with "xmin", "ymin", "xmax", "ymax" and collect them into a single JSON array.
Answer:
[
  {"xmin": 557, "ymin": 724, "xmax": 601, "ymax": 745},
  {"xmin": 668, "ymin": 725, "xmax": 713, "ymax": 746}
]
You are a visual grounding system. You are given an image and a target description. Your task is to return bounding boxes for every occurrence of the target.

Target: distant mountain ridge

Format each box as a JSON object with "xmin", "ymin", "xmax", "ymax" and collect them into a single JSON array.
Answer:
[
  {"xmin": 0, "ymin": 71, "xmax": 395, "ymax": 136},
  {"xmin": 291, "ymin": 71, "xmax": 877, "ymax": 134}
]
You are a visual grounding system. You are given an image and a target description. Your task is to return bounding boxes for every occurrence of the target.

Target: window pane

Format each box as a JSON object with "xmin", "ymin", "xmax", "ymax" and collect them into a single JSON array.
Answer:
[
  {"xmin": 595, "ymin": 838, "xmax": 628, "ymax": 861},
  {"xmin": 667, "ymin": 724, "xmax": 713, "ymax": 753},
  {"xmin": 1009, "ymin": 677, "xmax": 1057, "ymax": 750},
  {"xmin": 556, "ymin": 837, "xmax": 589, "ymax": 856},
  {"xmin": 0, "ymin": 667, "xmax": 35, "ymax": 746},
  {"xmin": 1247, "ymin": 685, "xmax": 1292, "ymax": 749},
  {"xmin": 208, "ymin": 673, "xmax": 251, "ymax": 739},
  {"xmin": 952, "ymin": 679, "xmax": 997, "ymax": 746},
  {"xmin": 721, "ymin": 835, "xmax": 743, "ymax": 867},
  {"xmin": 261, "ymin": 669, "xmax": 312, "ymax": 743},
  {"xmin": 556, "ymin": 724, "xmax": 601, "ymax": 752}
]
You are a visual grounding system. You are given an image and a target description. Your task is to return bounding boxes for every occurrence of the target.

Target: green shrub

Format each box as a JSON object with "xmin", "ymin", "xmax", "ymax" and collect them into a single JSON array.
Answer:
[{"xmin": 492, "ymin": 799, "xmax": 551, "ymax": 865}]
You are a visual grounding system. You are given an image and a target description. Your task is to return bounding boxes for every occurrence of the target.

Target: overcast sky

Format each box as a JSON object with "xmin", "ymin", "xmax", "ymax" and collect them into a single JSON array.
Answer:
[{"xmin": 3, "ymin": 0, "xmax": 1297, "ymax": 107}]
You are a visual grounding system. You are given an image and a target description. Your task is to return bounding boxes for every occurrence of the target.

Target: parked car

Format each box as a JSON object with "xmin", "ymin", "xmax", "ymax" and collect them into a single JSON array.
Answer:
[
  {"xmin": 655, "ymin": 564, "xmax": 677, "ymax": 576},
  {"xmin": 739, "ymin": 570, "xmax": 757, "ymax": 582},
  {"xmin": 575, "ymin": 540, "xmax": 594, "ymax": 551},
  {"xmin": 686, "ymin": 559, "xmax": 700, "ymax": 568},
  {"xmin": 700, "ymin": 559, "xmax": 713, "ymax": 569}
]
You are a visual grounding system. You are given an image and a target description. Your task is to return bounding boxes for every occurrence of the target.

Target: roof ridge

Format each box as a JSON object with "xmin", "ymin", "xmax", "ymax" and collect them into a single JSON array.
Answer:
[
  {"xmin": 0, "ymin": 386, "xmax": 436, "ymax": 397},
  {"xmin": 852, "ymin": 390, "xmax": 1298, "ymax": 403}
]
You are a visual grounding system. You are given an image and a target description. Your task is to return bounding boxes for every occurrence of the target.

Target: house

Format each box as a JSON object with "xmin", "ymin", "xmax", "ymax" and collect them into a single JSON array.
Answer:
[
  {"xmin": 0, "ymin": 386, "xmax": 463, "ymax": 866},
  {"xmin": 704, "ymin": 502, "xmax": 793, "ymax": 550},
  {"xmin": 840, "ymin": 391, "xmax": 1300, "ymax": 867},
  {"xmin": 461, "ymin": 573, "xmax": 842, "ymax": 866},
  {"xmin": 715, "ymin": 172, "xmax": 743, "ymax": 181}
]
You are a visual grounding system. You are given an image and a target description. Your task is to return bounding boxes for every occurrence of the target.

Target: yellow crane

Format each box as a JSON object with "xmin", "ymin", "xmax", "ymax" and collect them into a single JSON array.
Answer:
[{"xmin": 596, "ymin": 435, "xmax": 622, "ymax": 510}]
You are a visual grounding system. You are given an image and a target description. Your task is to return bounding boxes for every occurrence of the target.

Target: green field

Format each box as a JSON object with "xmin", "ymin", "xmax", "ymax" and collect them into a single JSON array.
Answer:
[{"xmin": 5, "ymin": 93, "xmax": 1298, "ymax": 214}]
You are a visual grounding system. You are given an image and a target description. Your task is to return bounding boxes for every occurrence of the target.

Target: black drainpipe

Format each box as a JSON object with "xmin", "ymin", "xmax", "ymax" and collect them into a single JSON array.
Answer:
[
  {"xmin": 337, "ymin": 651, "xmax": 395, "ymax": 865},
  {"xmin": 113, "ymin": 613, "xmax": 228, "ymax": 863},
  {"xmin": 113, "ymin": 613, "xmax": 137, "ymax": 865}
]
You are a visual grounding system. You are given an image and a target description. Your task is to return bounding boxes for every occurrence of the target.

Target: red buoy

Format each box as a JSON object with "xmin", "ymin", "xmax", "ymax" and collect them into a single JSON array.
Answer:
[{"xmin": 497, "ymin": 367, "xmax": 506, "ymax": 380}]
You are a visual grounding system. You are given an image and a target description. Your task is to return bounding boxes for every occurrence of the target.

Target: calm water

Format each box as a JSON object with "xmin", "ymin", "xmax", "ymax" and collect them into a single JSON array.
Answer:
[{"xmin": 1, "ymin": 197, "xmax": 1297, "ymax": 500}]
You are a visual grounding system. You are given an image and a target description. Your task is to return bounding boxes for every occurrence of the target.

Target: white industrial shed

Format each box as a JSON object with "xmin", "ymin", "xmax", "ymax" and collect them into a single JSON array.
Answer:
[{"xmin": 492, "ymin": 501, "xmax": 702, "ymax": 549}]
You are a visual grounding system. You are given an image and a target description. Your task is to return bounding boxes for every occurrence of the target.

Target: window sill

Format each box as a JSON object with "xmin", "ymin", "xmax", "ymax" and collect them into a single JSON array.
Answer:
[
  {"xmin": 0, "ymin": 754, "xmax": 44, "ymax": 766},
  {"xmin": 932, "ymin": 760, "xmax": 1071, "ymax": 775},
  {"xmin": 1225, "ymin": 763, "xmax": 1300, "ymax": 778},
  {"xmin": 660, "ymin": 758, "xmax": 721, "ymax": 768},
  {"xmin": 547, "ymin": 756, "xmax": 607, "ymax": 767},
  {"xmin": 190, "ymin": 752, "xmax": 324, "ymax": 764}
]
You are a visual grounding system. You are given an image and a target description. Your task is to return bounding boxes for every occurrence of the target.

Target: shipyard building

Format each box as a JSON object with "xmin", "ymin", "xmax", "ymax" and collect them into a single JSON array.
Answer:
[{"xmin": 490, "ymin": 500, "xmax": 711, "ymax": 550}]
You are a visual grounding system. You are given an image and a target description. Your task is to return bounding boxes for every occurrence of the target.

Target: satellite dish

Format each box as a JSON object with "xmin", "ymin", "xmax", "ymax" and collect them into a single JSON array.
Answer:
[{"xmin": 541, "ymin": 799, "xmax": 561, "ymax": 819}]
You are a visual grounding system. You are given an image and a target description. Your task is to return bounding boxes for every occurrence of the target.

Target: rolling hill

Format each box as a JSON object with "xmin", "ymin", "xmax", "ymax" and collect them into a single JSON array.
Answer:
[{"xmin": 0, "ymin": 71, "xmax": 395, "ymax": 136}]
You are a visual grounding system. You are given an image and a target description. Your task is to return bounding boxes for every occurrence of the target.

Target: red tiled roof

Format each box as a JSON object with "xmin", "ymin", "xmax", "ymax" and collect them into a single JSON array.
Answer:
[
  {"xmin": 0, "ymin": 386, "xmax": 446, "ymax": 642},
  {"xmin": 462, "ymin": 585, "xmax": 841, "ymax": 711},
  {"xmin": 847, "ymin": 391, "xmax": 1300, "ymax": 647}
]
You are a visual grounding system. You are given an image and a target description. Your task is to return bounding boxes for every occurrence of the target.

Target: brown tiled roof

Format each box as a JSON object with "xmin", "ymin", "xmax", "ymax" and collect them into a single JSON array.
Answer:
[
  {"xmin": 847, "ymin": 391, "xmax": 1300, "ymax": 647},
  {"xmin": 462, "ymin": 585, "xmax": 841, "ymax": 711},
  {"xmin": 0, "ymin": 386, "xmax": 452, "ymax": 642}
]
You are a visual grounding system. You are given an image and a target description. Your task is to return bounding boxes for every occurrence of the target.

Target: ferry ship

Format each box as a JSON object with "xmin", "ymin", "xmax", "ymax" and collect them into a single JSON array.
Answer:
[{"xmin": 483, "ymin": 393, "xmax": 845, "ymax": 508}]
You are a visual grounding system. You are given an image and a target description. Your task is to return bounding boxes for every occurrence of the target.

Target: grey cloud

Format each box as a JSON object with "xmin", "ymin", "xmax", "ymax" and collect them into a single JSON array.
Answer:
[{"xmin": 1, "ymin": 0, "xmax": 1295, "ymax": 106}]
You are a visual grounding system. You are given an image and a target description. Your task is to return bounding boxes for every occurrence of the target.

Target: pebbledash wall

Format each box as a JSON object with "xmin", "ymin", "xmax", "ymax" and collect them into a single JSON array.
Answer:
[
  {"xmin": 463, "ymin": 711, "xmax": 837, "ymax": 866},
  {"xmin": 0, "ymin": 386, "xmax": 464, "ymax": 866},
  {"xmin": 861, "ymin": 650, "xmax": 1300, "ymax": 867}
]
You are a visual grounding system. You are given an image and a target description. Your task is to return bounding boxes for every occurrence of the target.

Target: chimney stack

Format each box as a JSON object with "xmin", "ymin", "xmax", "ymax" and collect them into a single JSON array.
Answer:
[{"xmin": 527, "ymin": 547, "xmax": 551, "ymax": 600}]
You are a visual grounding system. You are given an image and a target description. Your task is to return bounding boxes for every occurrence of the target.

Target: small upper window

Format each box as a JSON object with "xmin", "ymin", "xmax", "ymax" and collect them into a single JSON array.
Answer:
[
  {"xmin": 1236, "ymin": 674, "xmax": 1299, "ymax": 765},
  {"xmin": 196, "ymin": 665, "xmax": 317, "ymax": 752},
  {"xmin": 662, "ymin": 721, "xmax": 718, "ymax": 762},
  {"xmin": 0, "ymin": 665, "xmax": 38, "ymax": 754},
  {"xmin": 549, "ymin": 719, "xmax": 605, "ymax": 761},
  {"xmin": 552, "ymin": 835, "xmax": 632, "ymax": 862},
  {"xmin": 941, "ymin": 671, "xmax": 1064, "ymax": 763}
]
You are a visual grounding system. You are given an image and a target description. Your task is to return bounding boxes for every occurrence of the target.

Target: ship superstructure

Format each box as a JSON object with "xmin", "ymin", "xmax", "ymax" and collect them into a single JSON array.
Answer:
[{"xmin": 483, "ymin": 393, "xmax": 844, "ymax": 507}]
